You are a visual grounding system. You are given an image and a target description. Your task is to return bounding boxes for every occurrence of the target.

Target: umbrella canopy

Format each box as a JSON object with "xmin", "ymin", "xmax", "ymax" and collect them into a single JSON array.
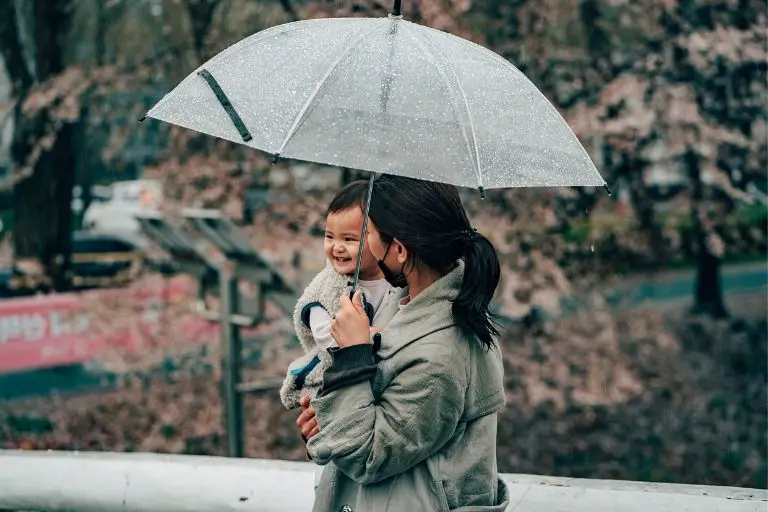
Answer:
[{"xmin": 144, "ymin": 15, "xmax": 606, "ymax": 192}]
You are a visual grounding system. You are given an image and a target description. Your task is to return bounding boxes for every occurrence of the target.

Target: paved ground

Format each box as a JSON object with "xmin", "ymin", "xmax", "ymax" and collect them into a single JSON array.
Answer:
[{"xmin": 1, "ymin": 450, "xmax": 765, "ymax": 511}]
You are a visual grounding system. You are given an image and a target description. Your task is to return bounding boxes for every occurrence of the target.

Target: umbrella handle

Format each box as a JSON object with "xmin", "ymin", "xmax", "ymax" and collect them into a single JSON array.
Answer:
[{"xmin": 351, "ymin": 172, "xmax": 377, "ymax": 292}]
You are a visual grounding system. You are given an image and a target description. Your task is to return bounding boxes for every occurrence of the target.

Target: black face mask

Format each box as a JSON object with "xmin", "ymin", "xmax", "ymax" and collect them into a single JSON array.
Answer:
[{"xmin": 378, "ymin": 241, "xmax": 408, "ymax": 288}]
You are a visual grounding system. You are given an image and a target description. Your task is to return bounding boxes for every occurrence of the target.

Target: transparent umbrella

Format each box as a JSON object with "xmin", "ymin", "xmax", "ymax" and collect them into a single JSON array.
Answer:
[{"xmin": 142, "ymin": 0, "xmax": 607, "ymax": 287}]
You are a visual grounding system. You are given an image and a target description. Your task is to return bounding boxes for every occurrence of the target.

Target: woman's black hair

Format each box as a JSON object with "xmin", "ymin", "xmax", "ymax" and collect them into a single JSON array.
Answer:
[{"xmin": 368, "ymin": 175, "xmax": 501, "ymax": 349}]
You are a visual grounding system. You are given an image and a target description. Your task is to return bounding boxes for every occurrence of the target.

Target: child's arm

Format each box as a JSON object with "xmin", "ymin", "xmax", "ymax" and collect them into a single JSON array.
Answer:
[{"xmin": 308, "ymin": 306, "xmax": 335, "ymax": 348}]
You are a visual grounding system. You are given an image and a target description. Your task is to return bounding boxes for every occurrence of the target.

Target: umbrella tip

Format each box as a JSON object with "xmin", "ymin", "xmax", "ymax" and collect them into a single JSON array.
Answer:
[
  {"xmin": 603, "ymin": 183, "xmax": 613, "ymax": 197},
  {"xmin": 479, "ymin": 186, "xmax": 486, "ymax": 200},
  {"xmin": 271, "ymin": 153, "xmax": 280, "ymax": 164},
  {"xmin": 138, "ymin": 115, "xmax": 146, "ymax": 123}
]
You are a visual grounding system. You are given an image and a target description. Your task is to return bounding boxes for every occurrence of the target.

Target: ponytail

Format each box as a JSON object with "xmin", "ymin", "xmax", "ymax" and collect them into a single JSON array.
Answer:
[
  {"xmin": 367, "ymin": 175, "xmax": 503, "ymax": 349},
  {"xmin": 453, "ymin": 233, "xmax": 501, "ymax": 350}
]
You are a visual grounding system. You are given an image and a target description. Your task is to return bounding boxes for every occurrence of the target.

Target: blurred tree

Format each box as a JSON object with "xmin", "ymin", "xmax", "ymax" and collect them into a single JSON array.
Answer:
[
  {"xmin": 469, "ymin": 0, "xmax": 765, "ymax": 315},
  {"xmin": 1, "ymin": 0, "xmax": 765, "ymax": 302},
  {"xmin": 0, "ymin": 0, "xmax": 79, "ymax": 290},
  {"xmin": 0, "ymin": 0, "xmax": 264, "ymax": 290}
]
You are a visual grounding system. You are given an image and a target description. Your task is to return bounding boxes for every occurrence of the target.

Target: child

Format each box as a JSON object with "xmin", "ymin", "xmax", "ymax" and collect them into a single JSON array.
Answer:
[{"xmin": 280, "ymin": 180, "xmax": 404, "ymax": 411}]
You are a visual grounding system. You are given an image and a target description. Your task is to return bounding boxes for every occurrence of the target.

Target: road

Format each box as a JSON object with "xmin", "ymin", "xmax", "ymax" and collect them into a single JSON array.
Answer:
[
  {"xmin": 604, "ymin": 262, "xmax": 766, "ymax": 307},
  {"xmin": 601, "ymin": 262, "xmax": 766, "ymax": 318}
]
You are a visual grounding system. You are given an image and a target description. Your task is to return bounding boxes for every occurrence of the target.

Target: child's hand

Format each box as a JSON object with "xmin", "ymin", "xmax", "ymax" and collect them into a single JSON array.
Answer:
[{"xmin": 330, "ymin": 291, "xmax": 372, "ymax": 347}]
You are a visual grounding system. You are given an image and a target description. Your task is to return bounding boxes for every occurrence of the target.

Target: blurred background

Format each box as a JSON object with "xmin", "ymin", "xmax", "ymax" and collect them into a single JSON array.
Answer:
[{"xmin": 0, "ymin": 0, "xmax": 765, "ymax": 490}]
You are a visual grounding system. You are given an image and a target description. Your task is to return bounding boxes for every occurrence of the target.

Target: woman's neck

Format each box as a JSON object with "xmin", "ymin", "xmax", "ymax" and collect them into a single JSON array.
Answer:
[{"xmin": 405, "ymin": 263, "xmax": 443, "ymax": 301}]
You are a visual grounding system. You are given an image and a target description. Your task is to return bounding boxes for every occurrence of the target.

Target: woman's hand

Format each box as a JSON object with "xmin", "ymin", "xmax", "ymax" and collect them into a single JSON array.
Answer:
[
  {"xmin": 297, "ymin": 395, "xmax": 319, "ymax": 440},
  {"xmin": 330, "ymin": 291, "xmax": 372, "ymax": 347}
]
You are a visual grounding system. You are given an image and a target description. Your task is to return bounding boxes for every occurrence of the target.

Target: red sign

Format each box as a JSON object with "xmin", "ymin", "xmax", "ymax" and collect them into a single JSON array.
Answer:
[{"xmin": 0, "ymin": 277, "xmax": 217, "ymax": 374}]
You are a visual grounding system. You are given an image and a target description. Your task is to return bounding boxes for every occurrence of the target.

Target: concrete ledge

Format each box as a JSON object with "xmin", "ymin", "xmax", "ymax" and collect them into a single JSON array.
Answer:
[{"xmin": 0, "ymin": 450, "xmax": 764, "ymax": 511}]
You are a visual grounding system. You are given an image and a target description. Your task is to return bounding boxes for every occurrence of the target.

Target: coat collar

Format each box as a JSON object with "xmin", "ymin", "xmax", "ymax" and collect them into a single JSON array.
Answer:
[{"xmin": 376, "ymin": 260, "xmax": 464, "ymax": 359}]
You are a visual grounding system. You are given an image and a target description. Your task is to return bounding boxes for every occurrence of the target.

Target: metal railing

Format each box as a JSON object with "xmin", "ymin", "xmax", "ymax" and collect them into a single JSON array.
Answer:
[
  {"xmin": 0, "ymin": 450, "xmax": 765, "ymax": 512},
  {"xmin": 135, "ymin": 209, "xmax": 298, "ymax": 458}
]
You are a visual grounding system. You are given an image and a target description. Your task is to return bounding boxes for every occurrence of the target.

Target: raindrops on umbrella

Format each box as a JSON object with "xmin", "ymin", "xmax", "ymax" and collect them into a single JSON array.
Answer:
[
  {"xmin": 142, "ymin": 15, "xmax": 606, "ymax": 192},
  {"xmin": 141, "ymin": 4, "xmax": 608, "ymax": 288}
]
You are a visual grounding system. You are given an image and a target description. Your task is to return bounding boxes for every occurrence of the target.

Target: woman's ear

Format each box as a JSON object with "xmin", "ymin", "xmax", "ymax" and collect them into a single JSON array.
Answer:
[{"xmin": 394, "ymin": 239, "xmax": 408, "ymax": 264}]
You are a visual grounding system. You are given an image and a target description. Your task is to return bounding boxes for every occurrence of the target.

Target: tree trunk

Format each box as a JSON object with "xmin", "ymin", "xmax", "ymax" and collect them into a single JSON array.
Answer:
[
  {"xmin": 686, "ymin": 148, "xmax": 728, "ymax": 318},
  {"xmin": 95, "ymin": 0, "xmax": 106, "ymax": 67},
  {"xmin": 13, "ymin": 120, "xmax": 78, "ymax": 291},
  {"xmin": 185, "ymin": 0, "xmax": 219, "ymax": 61},
  {"xmin": 0, "ymin": 0, "xmax": 77, "ymax": 291},
  {"xmin": 692, "ymin": 242, "xmax": 728, "ymax": 317},
  {"xmin": 0, "ymin": 2, "xmax": 33, "ymax": 95},
  {"xmin": 619, "ymin": 151, "xmax": 667, "ymax": 267},
  {"xmin": 278, "ymin": 0, "xmax": 299, "ymax": 21}
]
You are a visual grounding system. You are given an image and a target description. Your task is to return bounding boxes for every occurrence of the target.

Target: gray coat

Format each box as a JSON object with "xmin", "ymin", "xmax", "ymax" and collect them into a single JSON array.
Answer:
[{"xmin": 308, "ymin": 261, "xmax": 509, "ymax": 512}]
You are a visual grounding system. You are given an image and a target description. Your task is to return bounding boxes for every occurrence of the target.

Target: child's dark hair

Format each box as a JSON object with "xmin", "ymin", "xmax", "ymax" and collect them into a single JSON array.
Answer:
[
  {"xmin": 326, "ymin": 180, "xmax": 368, "ymax": 216},
  {"xmin": 368, "ymin": 175, "xmax": 501, "ymax": 349}
]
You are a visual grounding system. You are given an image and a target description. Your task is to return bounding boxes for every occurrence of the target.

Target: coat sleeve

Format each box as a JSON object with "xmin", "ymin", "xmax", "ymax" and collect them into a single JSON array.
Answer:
[{"xmin": 306, "ymin": 340, "xmax": 468, "ymax": 485}]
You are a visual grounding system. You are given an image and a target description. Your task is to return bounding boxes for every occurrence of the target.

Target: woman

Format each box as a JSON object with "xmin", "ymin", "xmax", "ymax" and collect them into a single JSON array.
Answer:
[{"xmin": 297, "ymin": 175, "xmax": 508, "ymax": 512}]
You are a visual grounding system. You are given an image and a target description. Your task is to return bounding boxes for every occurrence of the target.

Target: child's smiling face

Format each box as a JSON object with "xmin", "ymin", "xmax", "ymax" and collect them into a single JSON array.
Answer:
[{"xmin": 324, "ymin": 207, "xmax": 382, "ymax": 280}]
